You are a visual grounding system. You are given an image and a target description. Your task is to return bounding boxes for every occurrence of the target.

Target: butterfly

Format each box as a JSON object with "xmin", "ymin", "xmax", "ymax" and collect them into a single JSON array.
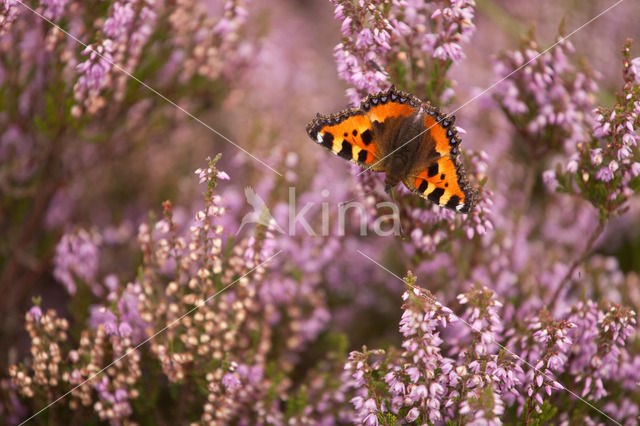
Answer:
[{"xmin": 305, "ymin": 86, "xmax": 477, "ymax": 213}]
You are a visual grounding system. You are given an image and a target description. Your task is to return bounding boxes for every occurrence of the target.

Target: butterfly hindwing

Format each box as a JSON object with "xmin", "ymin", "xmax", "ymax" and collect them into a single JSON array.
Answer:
[
  {"xmin": 305, "ymin": 109, "xmax": 380, "ymax": 168},
  {"xmin": 404, "ymin": 155, "xmax": 473, "ymax": 212},
  {"xmin": 401, "ymin": 105, "xmax": 476, "ymax": 213}
]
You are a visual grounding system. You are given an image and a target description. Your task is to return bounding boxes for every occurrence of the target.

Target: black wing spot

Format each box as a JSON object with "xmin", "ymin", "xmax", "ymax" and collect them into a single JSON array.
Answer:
[
  {"xmin": 440, "ymin": 173, "xmax": 445, "ymax": 180},
  {"xmin": 358, "ymin": 150, "xmax": 368, "ymax": 163},
  {"xmin": 361, "ymin": 129, "xmax": 373, "ymax": 146},
  {"xmin": 418, "ymin": 180, "xmax": 429, "ymax": 193},
  {"xmin": 428, "ymin": 187, "xmax": 445, "ymax": 204},
  {"xmin": 427, "ymin": 163, "xmax": 439, "ymax": 177},
  {"xmin": 338, "ymin": 141, "xmax": 353, "ymax": 160},
  {"xmin": 322, "ymin": 132, "xmax": 334, "ymax": 149},
  {"xmin": 343, "ymin": 132, "xmax": 348, "ymax": 138},
  {"xmin": 352, "ymin": 129, "xmax": 358, "ymax": 136},
  {"xmin": 446, "ymin": 195, "xmax": 460, "ymax": 209}
]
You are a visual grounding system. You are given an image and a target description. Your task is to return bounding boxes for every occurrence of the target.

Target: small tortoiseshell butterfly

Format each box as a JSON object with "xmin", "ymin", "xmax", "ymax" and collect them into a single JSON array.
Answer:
[{"xmin": 305, "ymin": 86, "xmax": 477, "ymax": 213}]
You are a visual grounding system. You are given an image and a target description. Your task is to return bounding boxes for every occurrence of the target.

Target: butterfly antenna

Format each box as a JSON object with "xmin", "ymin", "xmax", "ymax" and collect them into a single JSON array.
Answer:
[{"xmin": 366, "ymin": 60, "xmax": 389, "ymax": 76}]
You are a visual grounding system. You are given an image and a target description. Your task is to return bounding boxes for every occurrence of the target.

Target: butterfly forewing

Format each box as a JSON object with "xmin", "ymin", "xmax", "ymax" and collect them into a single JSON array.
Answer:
[{"xmin": 305, "ymin": 109, "xmax": 381, "ymax": 168}]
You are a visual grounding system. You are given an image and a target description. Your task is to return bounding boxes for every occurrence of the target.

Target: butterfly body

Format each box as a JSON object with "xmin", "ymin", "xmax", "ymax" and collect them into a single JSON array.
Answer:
[{"xmin": 306, "ymin": 86, "xmax": 477, "ymax": 213}]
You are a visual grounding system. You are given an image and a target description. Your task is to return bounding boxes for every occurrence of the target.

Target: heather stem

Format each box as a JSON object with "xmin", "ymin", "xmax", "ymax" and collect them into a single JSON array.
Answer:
[{"xmin": 548, "ymin": 219, "xmax": 607, "ymax": 304}]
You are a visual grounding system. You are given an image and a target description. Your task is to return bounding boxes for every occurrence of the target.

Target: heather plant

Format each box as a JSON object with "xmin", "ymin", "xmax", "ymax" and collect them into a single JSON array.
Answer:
[
  {"xmin": 3, "ymin": 0, "xmax": 640, "ymax": 425},
  {"xmin": 0, "ymin": 0, "xmax": 257, "ymax": 364}
]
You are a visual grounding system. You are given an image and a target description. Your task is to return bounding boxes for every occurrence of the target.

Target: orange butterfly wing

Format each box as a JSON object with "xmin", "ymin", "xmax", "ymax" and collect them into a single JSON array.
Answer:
[
  {"xmin": 362, "ymin": 88, "xmax": 419, "ymax": 124},
  {"xmin": 305, "ymin": 109, "xmax": 380, "ymax": 168},
  {"xmin": 305, "ymin": 87, "xmax": 421, "ymax": 170},
  {"xmin": 403, "ymin": 112, "xmax": 477, "ymax": 213}
]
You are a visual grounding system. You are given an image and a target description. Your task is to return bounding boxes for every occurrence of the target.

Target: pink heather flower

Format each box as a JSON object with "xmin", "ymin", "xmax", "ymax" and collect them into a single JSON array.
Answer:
[
  {"xmin": 618, "ymin": 144, "xmax": 633, "ymax": 160},
  {"xmin": 363, "ymin": 398, "xmax": 377, "ymax": 413},
  {"xmin": 593, "ymin": 120, "xmax": 611, "ymax": 138},
  {"xmin": 595, "ymin": 166, "xmax": 614, "ymax": 182},
  {"xmin": 363, "ymin": 413, "xmax": 379, "ymax": 426},
  {"xmin": 75, "ymin": 44, "xmax": 114, "ymax": 96},
  {"xmin": 631, "ymin": 162, "xmax": 640, "ymax": 177},
  {"xmin": 217, "ymin": 170, "xmax": 230, "ymax": 180},
  {"xmin": 566, "ymin": 154, "xmax": 579, "ymax": 172},
  {"xmin": 222, "ymin": 373, "xmax": 241, "ymax": 391},
  {"xmin": 350, "ymin": 396, "xmax": 364, "ymax": 411},
  {"xmin": 622, "ymin": 132, "xmax": 637, "ymax": 148},
  {"xmin": 542, "ymin": 170, "xmax": 558, "ymax": 191},
  {"xmin": 28, "ymin": 306, "xmax": 42, "ymax": 321},
  {"xmin": 89, "ymin": 306, "xmax": 118, "ymax": 335},
  {"xmin": 434, "ymin": 42, "xmax": 464, "ymax": 62},
  {"xmin": 41, "ymin": 0, "xmax": 69, "ymax": 20},
  {"xmin": 103, "ymin": 2, "xmax": 136, "ymax": 40},
  {"xmin": 117, "ymin": 286, "xmax": 149, "ymax": 342},
  {"xmin": 590, "ymin": 148, "xmax": 603, "ymax": 166},
  {"xmin": 494, "ymin": 36, "xmax": 596, "ymax": 150},
  {"xmin": 630, "ymin": 57, "xmax": 640, "ymax": 84},
  {"xmin": 114, "ymin": 388, "xmax": 128, "ymax": 402},
  {"xmin": 118, "ymin": 322, "xmax": 132, "ymax": 337},
  {"xmin": 53, "ymin": 229, "xmax": 100, "ymax": 295},
  {"xmin": 406, "ymin": 407, "xmax": 420, "ymax": 422},
  {"xmin": 547, "ymin": 354, "xmax": 564, "ymax": 371},
  {"xmin": 104, "ymin": 274, "xmax": 119, "ymax": 292}
]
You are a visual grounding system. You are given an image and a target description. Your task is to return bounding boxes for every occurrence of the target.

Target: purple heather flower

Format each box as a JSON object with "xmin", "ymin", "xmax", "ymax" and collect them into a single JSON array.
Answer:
[
  {"xmin": 74, "ymin": 44, "xmax": 114, "ymax": 100},
  {"xmin": 28, "ymin": 306, "xmax": 42, "ymax": 321},
  {"xmin": 116, "ymin": 285, "xmax": 149, "ymax": 342},
  {"xmin": 630, "ymin": 57, "xmax": 640, "ymax": 84},
  {"xmin": 41, "ymin": 0, "xmax": 69, "ymax": 20},
  {"xmin": 118, "ymin": 322, "xmax": 132, "ymax": 337},
  {"xmin": 53, "ymin": 229, "xmax": 100, "ymax": 295},
  {"xmin": 405, "ymin": 407, "xmax": 419, "ymax": 422},
  {"xmin": 590, "ymin": 148, "xmax": 604, "ymax": 166},
  {"xmin": 104, "ymin": 274, "xmax": 119, "ymax": 292},
  {"xmin": 222, "ymin": 373, "xmax": 241, "ymax": 391},
  {"xmin": 114, "ymin": 388, "xmax": 128, "ymax": 402},
  {"xmin": 595, "ymin": 166, "xmax": 614, "ymax": 182},
  {"xmin": 89, "ymin": 306, "xmax": 118, "ymax": 336},
  {"xmin": 103, "ymin": 2, "xmax": 135, "ymax": 40},
  {"xmin": 494, "ymin": 36, "xmax": 596, "ymax": 153}
]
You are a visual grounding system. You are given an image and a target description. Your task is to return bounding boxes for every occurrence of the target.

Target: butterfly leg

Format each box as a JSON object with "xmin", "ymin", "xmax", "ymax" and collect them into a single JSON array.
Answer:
[{"xmin": 384, "ymin": 175, "xmax": 400, "ymax": 195}]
